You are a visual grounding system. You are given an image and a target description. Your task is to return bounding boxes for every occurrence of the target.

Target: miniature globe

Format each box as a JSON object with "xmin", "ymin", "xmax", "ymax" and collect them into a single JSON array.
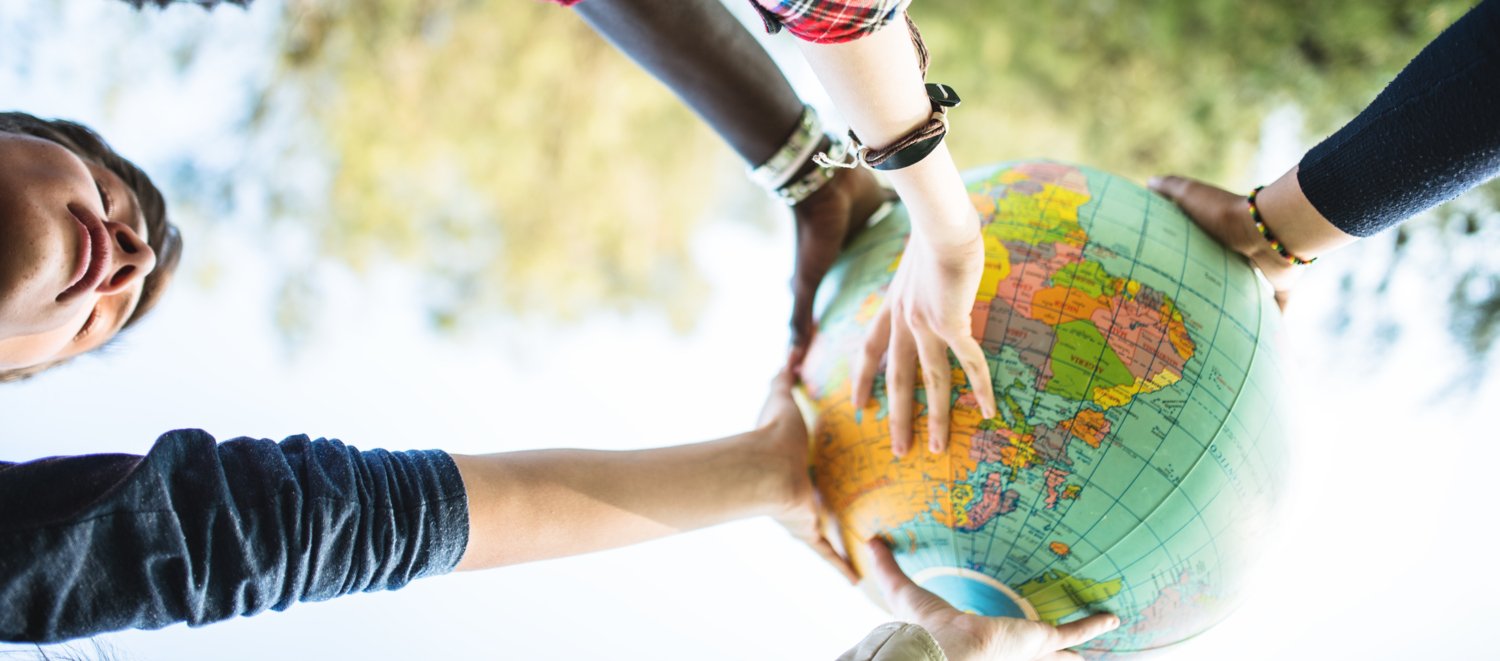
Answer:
[{"xmin": 799, "ymin": 161, "xmax": 1289, "ymax": 658}]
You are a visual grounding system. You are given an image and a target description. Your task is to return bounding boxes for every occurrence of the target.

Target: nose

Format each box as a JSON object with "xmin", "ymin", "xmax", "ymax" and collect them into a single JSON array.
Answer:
[{"xmin": 94, "ymin": 220, "xmax": 157, "ymax": 295}]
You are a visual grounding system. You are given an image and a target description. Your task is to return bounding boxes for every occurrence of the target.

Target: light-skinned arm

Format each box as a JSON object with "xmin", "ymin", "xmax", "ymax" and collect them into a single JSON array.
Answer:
[
  {"xmin": 792, "ymin": 15, "xmax": 999, "ymax": 457},
  {"xmin": 452, "ymin": 370, "xmax": 853, "ymax": 579}
]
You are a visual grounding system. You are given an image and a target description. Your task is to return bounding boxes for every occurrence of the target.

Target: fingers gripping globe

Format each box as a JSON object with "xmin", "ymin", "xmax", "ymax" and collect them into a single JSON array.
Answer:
[{"xmin": 799, "ymin": 161, "xmax": 1290, "ymax": 658}]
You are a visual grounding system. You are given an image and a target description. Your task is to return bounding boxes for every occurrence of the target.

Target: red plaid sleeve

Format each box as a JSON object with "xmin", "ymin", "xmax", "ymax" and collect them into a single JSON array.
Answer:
[{"xmin": 750, "ymin": 0, "xmax": 911, "ymax": 44}]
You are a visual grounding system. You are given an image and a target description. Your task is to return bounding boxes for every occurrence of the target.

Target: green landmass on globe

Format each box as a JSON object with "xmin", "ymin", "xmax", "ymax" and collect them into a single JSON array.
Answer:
[{"xmin": 798, "ymin": 161, "xmax": 1289, "ymax": 658}]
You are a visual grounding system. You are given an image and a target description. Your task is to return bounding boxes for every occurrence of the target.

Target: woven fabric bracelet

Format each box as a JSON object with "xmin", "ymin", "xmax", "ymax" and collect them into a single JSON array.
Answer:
[
  {"xmin": 777, "ymin": 137, "xmax": 847, "ymax": 205},
  {"xmin": 749, "ymin": 105, "xmax": 824, "ymax": 191},
  {"xmin": 1247, "ymin": 186, "xmax": 1317, "ymax": 266}
]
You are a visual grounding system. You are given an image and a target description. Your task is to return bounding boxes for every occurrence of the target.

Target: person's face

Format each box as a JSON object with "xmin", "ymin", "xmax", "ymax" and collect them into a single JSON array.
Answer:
[{"xmin": 0, "ymin": 132, "xmax": 157, "ymax": 370}]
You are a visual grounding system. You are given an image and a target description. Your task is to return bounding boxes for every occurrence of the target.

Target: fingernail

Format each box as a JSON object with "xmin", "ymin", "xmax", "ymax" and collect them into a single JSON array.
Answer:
[
  {"xmin": 1147, "ymin": 176, "xmax": 1162, "ymax": 190},
  {"xmin": 1105, "ymin": 615, "xmax": 1121, "ymax": 630}
]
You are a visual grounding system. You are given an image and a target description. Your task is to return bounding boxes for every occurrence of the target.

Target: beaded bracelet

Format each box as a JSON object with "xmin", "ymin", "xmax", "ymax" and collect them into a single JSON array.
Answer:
[{"xmin": 1247, "ymin": 186, "xmax": 1317, "ymax": 266}]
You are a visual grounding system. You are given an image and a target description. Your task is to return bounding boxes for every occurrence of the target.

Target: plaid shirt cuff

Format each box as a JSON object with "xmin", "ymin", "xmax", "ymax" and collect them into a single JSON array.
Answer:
[{"xmin": 750, "ymin": 0, "xmax": 912, "ymax": 44}]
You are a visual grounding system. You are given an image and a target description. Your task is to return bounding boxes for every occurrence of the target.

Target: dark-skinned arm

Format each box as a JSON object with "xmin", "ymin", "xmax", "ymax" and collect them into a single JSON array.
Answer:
[{"xmin": 574, "ymin": 0, "xmax": 804, "ymax": 168}]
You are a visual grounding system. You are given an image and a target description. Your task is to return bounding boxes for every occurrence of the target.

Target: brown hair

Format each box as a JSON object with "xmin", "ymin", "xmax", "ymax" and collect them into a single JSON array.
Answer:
[{"xmin": 0, "ymin": 112, "xmax": 183, "ymax": 382}]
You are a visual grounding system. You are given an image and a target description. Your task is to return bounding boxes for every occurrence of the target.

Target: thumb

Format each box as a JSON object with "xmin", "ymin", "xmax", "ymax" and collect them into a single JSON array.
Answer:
[
  {"xmin": 865, "ymin": 538, "xmax": 953, "ymax": 623},
  {"xmin": 1048, "ymin": 612, "xmax": 1122, "ymax": 650},
  {"xmin": 1148, "ymin": 174, "xmax": 1262, "ymax": 256},
  {"xmin": 1147, "ymin": 175, "xmax": 1192, "ymax": 202}
]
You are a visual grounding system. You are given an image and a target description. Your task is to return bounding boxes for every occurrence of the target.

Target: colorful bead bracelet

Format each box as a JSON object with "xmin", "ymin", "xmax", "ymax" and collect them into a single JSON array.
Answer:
[{"xmin": 1247, "ymin": 186, "xmax": 1317, "ymax": 266}]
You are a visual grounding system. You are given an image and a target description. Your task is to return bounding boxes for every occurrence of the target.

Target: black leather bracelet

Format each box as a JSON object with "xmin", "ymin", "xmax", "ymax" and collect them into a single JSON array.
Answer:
[
  {"xmin": 818, "ymin": 83, "xmax": 962, "ymax": 173},
  {"xmin": 870, "ymin": 134, "xmax": 944, "ymax": 171},
  {"xmin": 870, "ymin": 83, "xmax": 961, "ymax": 171}
]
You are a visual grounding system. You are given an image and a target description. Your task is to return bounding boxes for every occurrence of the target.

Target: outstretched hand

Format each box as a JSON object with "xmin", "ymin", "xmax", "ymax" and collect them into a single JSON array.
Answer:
[
  {"xmin": 865, "ymin": 539, "xmax": 1120, "ymax": 661},
  {"xmin": 1148, "ymin": 175, "xmax": 1298, "ymax": 310},
  {"xmin": 787, "ymin": 167, "xmax": 891, "ymax": 369},
  {"xmin": 758, "ymin": 368, "xmax": 859, "ymax": 584},
  {"xmin": 852, "ymin": 229, "xmax": 998, "ymax": 457}
]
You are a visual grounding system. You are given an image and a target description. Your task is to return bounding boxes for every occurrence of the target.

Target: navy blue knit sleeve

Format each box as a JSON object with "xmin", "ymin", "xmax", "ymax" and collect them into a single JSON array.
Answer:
[
  {"xmin": 1298, "ymin": 0, "xmax": 1500, "ymax": 237},
  {"xmin": 0, "ymin": 430, "xmax": 470, "ymax": 643}
]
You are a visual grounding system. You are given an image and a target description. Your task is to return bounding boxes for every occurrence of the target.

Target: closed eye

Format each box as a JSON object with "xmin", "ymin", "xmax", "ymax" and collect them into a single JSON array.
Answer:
[{"xmin": 95, "ymin": 178, "xmax": 113, "ymax": 217}]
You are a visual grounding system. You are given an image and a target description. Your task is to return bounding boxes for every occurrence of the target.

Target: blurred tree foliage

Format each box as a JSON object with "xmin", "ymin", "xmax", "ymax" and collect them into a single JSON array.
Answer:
[
  {"xmin": 270, "ymin": 0, "xmax": 723, "ymax": 330},
  {"xmin": 257, "ymin": 0, "xmax": 1493, "ymax": 359},
  {"xmin": 911, "ymin": 0, "xmax": 1476, "ymax": 182}
]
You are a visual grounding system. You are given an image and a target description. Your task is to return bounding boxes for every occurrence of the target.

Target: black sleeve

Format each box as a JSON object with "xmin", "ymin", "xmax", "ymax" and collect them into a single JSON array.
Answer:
[
  {"xmin": 1298, "ymin": 0, "xmax": 1500, "ymax": 237},
  {"xmin": 0, "ymin": 429, "xmax": 470, "ymax": 643}
]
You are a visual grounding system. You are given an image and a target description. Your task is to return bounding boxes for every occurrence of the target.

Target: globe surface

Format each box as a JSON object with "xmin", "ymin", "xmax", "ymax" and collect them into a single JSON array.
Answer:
[{"xmin": 800, "ymin": 161, "xmax": 1289, "ymax": 657}]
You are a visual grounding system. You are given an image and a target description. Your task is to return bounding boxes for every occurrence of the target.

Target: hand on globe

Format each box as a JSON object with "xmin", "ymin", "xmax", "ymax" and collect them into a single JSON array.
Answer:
[
  {"xmin": 852, "ymin": 230, "xmax": 998, "ymax": 457},
  {"xmin": 759, "ymin": 367, "xmax": 859, "ymax": 584},
  {"xmin": 786, "ymin": 167, "xmax": 892, "ymax": 371},
  {"xmin": 865, "ymin": 539, "xmax": 1120, "ymax": 661},
  {"xmin": 1148, "ymin": 175, "xmax": 1300, "ymax": 310}
]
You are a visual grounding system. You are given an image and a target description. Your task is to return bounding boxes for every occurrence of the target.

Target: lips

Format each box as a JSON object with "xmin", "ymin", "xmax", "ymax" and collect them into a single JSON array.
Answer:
[{"xmin": 56, "ymin": 203, "xmax": 111, "ymax": 302}]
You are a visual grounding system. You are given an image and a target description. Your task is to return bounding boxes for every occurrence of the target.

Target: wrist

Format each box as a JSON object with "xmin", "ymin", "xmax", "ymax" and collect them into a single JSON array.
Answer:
[
  {"xmin": 1254, "ymin": 167, "xmax": 1357, "ymax": 260},
  {"xmin": 742, "ymin": 421, "xmax": 811, "ymax": 517},
  {"xmin": 887, "ymin": 143, "xmax": 981, "ymax": 249}
]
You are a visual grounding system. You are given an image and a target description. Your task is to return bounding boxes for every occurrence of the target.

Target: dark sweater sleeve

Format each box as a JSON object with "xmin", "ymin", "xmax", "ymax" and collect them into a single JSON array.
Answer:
[
  {"xmin": 0, "ymin": 429, "xmax": 470, "ymax": 643},
  {"xmin": 1298, "ymin": 0, "xmax": 1500, "ymax": 237}
]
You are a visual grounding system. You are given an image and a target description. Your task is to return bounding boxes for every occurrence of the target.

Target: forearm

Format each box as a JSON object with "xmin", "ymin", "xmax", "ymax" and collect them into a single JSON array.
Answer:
[
  {"xmin": 574, "ymin": 0, "xmax": 804, "ymax": 165},
  {"xmin": 794, "ymin": 15, "xmax": 977, "ymax": 247},
  {"xmin": 452, "ymin": 427, "xmax": 783, "ymax": 570},
  {"xmin": 1250, "ymin": 166, "xmax": 1358, "ymax": 260},
  {"xmin": 1296, "ymin": 0, "xmax": 1500, "ymax": 236},
  {"xmin": 0, "ymin": 432, "xmax": 466, "ymax": 643},
  {"xmin": 1250, "ymin": 0, "xmax": 1500, "ymax": 260}
]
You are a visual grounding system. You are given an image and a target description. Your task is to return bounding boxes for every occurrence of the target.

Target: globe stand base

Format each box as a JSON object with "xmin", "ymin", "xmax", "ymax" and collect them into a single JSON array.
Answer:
[{"xmin": 911, "ymin": 567, "xmax": 1040, "ymax": 621}]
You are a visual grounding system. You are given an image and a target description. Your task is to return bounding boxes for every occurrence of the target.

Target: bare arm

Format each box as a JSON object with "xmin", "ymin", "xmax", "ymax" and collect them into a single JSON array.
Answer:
[
  {"xmin": 572, "ymin": 0, "xmax": 889, "ymax": 358},
  {"xmin": 793, "ymin": 18, "xmax": 976, "ymax": 247},
  {"xmin": 451, "ymin": 429, "xmax": 788, "ymax": 570},
  {"xmin": 574, "ymin": 0, "xmax": 803, "ymax": 165},
  {"xmin": 1149, "ymin": 167, "xmax": 1359, "ymax": 309},
  {"xmin": 788, "ymin": 13, "xmax": 999, "ymax": 455},
  {"xmin": 1149, "ymin": 0, "xmax": 1500, "ymax": 308},
  {"xmin": 452, "ymin": 370, "xmax": 851, "ymax": 577}
]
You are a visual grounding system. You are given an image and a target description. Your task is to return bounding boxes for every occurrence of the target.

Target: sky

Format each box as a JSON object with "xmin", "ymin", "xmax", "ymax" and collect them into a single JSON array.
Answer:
[{"xmin": 2, "ymin": 1, "xmax": 1498, "ymax": 659}]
